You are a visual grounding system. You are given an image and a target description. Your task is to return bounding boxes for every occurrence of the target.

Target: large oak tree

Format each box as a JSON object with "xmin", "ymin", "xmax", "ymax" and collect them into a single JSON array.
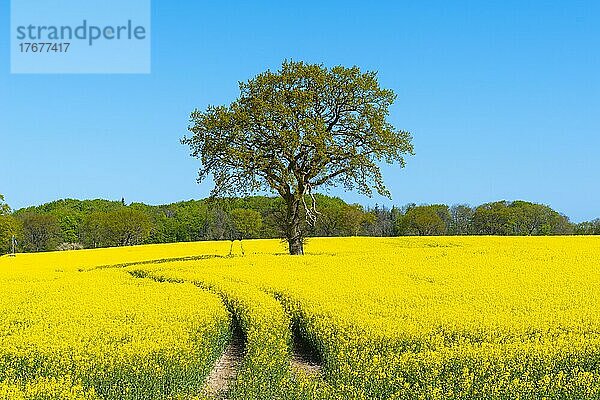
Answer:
[{"xmin": 183, "ymin": 61, "xmax": 413, "ymax": 254}]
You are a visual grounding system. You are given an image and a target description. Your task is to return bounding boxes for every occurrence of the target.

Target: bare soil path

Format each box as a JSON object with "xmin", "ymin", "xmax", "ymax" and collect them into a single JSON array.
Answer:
[
  {"xmin": 290, "ymin": 326, "xmax": 323, "ymax": 376},
  {"xmin": 203, "ymin": 328, "xmax": 245, "ymax": 399}
]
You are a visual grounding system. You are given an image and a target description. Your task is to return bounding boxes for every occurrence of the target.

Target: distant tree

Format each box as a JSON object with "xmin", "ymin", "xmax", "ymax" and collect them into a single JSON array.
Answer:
[
  {"xmin": 395, "ymin": 204, "xmax": 414, "ymax": 235},
  {"xmin": 590, "ymin": 219, "xmax": 600, "ymax": 234},
  {"xmin": 81, "ymin": 212, "xmax": 105, "ymax": 248},
  {"xmin": 574, "ymin": 219, "xmax": 600, "ymax": 235},
  {"xmin": 15, "ymin": 198, "xmax": 127, "ymax": 247},
  {"xmin": 0, "ymin": 194, "xmax": 18, "ymax": 254},
  {"xmin": 153, "ymin": 212, "xmax": 178, "ymax": 243},
  {"xmin": 0, "ymin": 194, "xmax": 10, "ymax": 216},
  {"xmin": 183, "ymin": 61, "xmax": 413, "ymax": 254},
  {"xmin": 33, "ymin": 200, "xmax": 83, "ymax": 243},
  {"xmin": 364, "ymin": 205, "xmax": 396, "ymax": 237},
  {"xmin": 449, "ymin": 204, "xmax": 474, "ymax": 235},
  {"xmin": 81, "ymin": 208, "xmax": 151, "ymax": 247},
  {"xmin": 508, "ymin": 201, "xmax": 571, "ymax": 235},
  {"xmin": 400, "ymin": 204, "xmax": 449, "ymax": 236},
  {"xmin": 551, "ymin": 214, "xmax": 574, "ymax": 235},
  {"xmin": 432, "ymin": 204, "xmax": 452, "ymax": 233},
  {"xmin": 0, "ymin": 215, "xmax": 22, "ymax": 255},
  {"xmin": 473, "ymin": 200, "xmax": 571, "ymax": 236},
  {"xmin": 311, "ymin": 196, "xmax": 346, "ymax": 236},
  {"xmin": 309, "ymin": 195, "xmax": 369, "ymax": 237},
  {"xmin": 8, "ymin": 194, "xmax": 581, "ymax": 253},
  {"xmin": 206, "ymin": 206, "xmax": 237, "ymax": 241},
  {"xmin": 168, "ymin": 200, "xmax": 210, "ymax": 242},
  {"xmin": 261, "ymin": 197, "xmax": 289, "ymax": 240},
  {"xmin": 104, "ymin": 208, "xmax": 152, "ymax": 246},
  {"xmin": 389, "ymin": 206, "xmax": 403, "ymax": 236},
  {"xmin": 508, "ymin": 201, "xmax": 552, "ymax": 235},
  {"xmin": 341, "ymin": 204, "xmax": 370, "ymax": 236},
  {"xmin": 20, "ymin": 213, "xmax": 61, "ymax": 252},
  {"xmin": 231, "ymin": 208, "xmax": 263, "ymax": 239},
  {"xmin": 51, "ymin": 210, "xmax": 81, "ymax": 244},
  {"xmin": 473, "ymin": 201, "xmax": 511, "ymax": 235}
]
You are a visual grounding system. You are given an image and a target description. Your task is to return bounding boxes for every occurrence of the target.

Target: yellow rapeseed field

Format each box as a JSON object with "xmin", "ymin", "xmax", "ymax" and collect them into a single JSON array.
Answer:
[
  {"xmin": 0, "ymin": 242, "xmax": 232, "ymax": 400},
  {"xmin": 1, "ymin": 236, "xmax": 599, "ymax": 399}
]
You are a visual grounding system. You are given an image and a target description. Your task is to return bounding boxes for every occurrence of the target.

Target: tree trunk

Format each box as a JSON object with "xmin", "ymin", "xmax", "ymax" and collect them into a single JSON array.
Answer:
[
  {"xmin": 284, "ymin": 195, "xmax": 304, "ymax": 255},
  {"xmin": 288, "ymin": 233, "xmax": 304, "ymax": 255}
]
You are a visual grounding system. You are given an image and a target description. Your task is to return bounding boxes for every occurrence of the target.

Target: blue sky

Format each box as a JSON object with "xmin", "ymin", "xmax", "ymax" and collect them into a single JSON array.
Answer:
[{"xmin": 0, "ymin": 1, "xmax": 598, "ymax": 221}]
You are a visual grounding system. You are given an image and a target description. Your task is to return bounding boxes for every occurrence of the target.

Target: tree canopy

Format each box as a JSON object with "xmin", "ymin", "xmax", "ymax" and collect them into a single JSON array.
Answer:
[
  {"xmin": 0, "ymin": 196, "xmax": 594, "ymax": 255},
  {"xmin": 472, "ymin": 200, "xmax": 571, "ymax": 236},
  {"xmin": 0, "ymin": 194, "xmax": 10, "ymax": 216},
  {"xmin": 183, "ymin": 61, "xmax": 414, "ymax": 254}
]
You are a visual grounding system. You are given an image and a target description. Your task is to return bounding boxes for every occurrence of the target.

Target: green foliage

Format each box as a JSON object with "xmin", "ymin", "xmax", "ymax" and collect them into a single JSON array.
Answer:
[
  {"xmin": 4, "ymin": 196, "xmax": 593, "ymax": 254},
  {"xmin": 0, "ymin": 214, "xmax": 22, "ymax": 255},
  {"xmin": 15, "ymin": 199, "xmax": 125, "ymax": 247},
  {"xmin": 398, "ymin": 204, "xmax": 450, "ymax": 236},
  {"xmin": 473, "ymin": 200, "xmax": 572, "ymax": 236},
  {"xmin": 362, "ymin": 205, "xmax": 397, "ymax": 237},
  {"xmin": 20, "ymin": 213, "xmax": 62, "ymax": 252},
  {"xmin": 309, "ymin": 195, "xmax": 368, "ymax": 237},
  {"xmin": 0, "ymin": 194, "xmax": 10, "ymax": 216},
  {"xmin": 157, "ymin": 200, "xmax": 209, "ymax": 243},
  {"xmin": 183, "ymin": 60, "xmax": 414, "ymax": 254},
  {"xmin": 81, "ymin": 208, "xmax": 151, "ymax": 248},
  {"xmin": 448, "ymin": 204, "xmax": 475, "ymax": 235},
  {"xmin": 231, "ymin": 208, "xmax": 263, "ymax": 239},
  {"xmin": 574, "ymin": 219, "xmax": 600, "ymax": 235}
]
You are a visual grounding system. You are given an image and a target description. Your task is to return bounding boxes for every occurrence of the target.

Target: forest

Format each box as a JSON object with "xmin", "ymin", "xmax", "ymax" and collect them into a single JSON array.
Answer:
[{"xmin": 0, "ymin": 194, "xmax": 598, "ymax": 254}]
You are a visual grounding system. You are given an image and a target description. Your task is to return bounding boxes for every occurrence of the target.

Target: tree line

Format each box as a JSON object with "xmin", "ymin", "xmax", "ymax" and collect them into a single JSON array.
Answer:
[{"xmin": 0, "ymin": 194, "xmax": 598, "ymax": 254}]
